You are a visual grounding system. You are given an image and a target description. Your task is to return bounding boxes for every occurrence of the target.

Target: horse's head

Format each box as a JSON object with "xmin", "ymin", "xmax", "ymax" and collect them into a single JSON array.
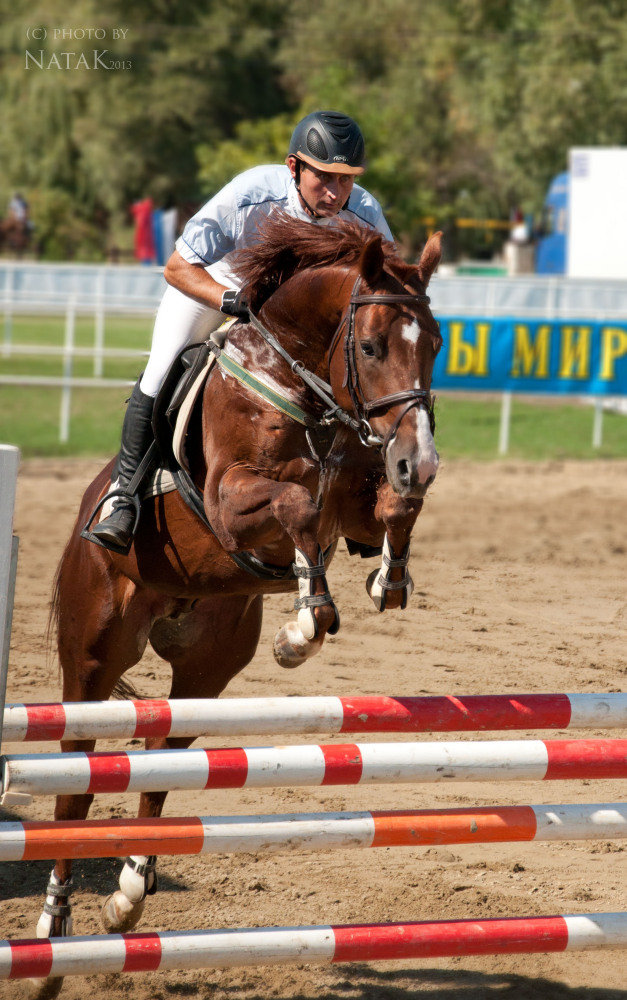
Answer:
[{"xmin": 331, "ymin": 231, "xmax": 443, "ymax": 500}]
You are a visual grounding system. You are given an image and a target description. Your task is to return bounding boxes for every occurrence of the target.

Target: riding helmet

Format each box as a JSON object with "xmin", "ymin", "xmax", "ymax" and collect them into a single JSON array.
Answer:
[{"xmin": 288, "ymin": 111, "xmax": 366, "ymax": 175}]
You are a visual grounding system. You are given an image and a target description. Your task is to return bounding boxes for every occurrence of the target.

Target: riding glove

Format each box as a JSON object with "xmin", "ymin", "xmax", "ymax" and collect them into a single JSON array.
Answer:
[{"xmin": 220, "ymin": 289, "xmax": 250, "ymax": 321}]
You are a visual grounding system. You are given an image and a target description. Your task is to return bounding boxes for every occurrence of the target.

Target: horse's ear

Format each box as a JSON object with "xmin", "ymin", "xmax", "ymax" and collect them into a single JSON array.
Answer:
[
  {"xmin": 359, "ymin": 235, "xmax": 385, "ymax": 285},
  {"xmin": 417, "ymin": 231, "xmax": 442, "ymax": 287}
]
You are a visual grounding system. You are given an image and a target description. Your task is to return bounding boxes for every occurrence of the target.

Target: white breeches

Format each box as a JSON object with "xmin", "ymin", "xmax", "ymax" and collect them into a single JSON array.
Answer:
[{"xmin": 140, "ymin": 285, "xmax": 225, "ymax": 398}]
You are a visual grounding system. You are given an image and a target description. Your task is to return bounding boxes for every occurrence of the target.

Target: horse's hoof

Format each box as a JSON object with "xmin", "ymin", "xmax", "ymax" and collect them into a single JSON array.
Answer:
[
  {"xmin": 25, "ymin": 976, "xmax": 65, "ymax": 1000},
  {"xmin": 101, "ymin": 890, "xmax": 145, "ymax": 933},
  {"xmin": 273, "ymin": 621, "xmax": 321, "ymax": 668}
]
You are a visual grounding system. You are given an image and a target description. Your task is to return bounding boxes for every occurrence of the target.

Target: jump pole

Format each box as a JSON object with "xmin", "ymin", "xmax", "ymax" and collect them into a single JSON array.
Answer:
[
  {"xmin": 4, "ymin": 692, "xmax": 626, "ymax": 742},
  {"xmin": 2, "ymin": 913, "xmax": 626, "ymax": 979},
  {"xmin": 0, "ymin": 444, "xmax": 19, "ymax": 751},
  {"xmin": 0, "ymin": 802, "xmax": 625, "ymax": 861},
  {"xmin": 2, "ymin": 738, "xmax": 626, "ymax": 800}
]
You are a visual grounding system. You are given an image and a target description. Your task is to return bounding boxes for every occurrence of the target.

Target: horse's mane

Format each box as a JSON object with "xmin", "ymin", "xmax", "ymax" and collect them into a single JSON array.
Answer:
[{"xmin": 231, "ymin": 211, "xmax": 404, "ymax": 309}]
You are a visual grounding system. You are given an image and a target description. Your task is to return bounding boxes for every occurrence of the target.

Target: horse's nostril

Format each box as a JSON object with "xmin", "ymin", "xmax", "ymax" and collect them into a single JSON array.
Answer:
[
  {"xmin": 398, "ymin": 459, "xmax": 410, "ymax": 484},
  {"xmin": 425, "ymin": 474, "xmax": 435, "ymax": 487}
]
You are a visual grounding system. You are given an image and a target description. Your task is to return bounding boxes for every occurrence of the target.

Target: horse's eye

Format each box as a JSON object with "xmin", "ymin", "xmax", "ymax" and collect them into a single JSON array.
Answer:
[{"xmin": 360, "ymin": 341, "xmax": 376, "ymax": 358}]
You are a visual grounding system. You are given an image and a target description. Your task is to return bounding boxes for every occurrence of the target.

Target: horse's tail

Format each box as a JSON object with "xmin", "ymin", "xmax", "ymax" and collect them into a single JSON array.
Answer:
[
  {"xmin": 46, "ymin": 460, "xmax": 115, "ymax": 680},
  {"xmin": 112, "ymin": 676, "xmax": 143, "ymax": 700},
  {"xmin": 47, "ymin": 534, "xmax": 144, "ymax": 701},
  {"xmin": 46, "ymin": 537, "xmax": 70, "ymax": 677}
]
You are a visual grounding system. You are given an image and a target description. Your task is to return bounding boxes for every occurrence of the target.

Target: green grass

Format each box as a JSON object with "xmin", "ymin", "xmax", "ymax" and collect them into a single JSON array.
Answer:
[
  {"xmin": 434, "ymin": 396, "xmax": 627, "ymax": 461},
  {"xmin": 1, "ymin": 315, "xmax": 626, "ymax": 460},
  {"xmin": 1, "ymin": 313, "xmax": 151, "ymax": 381},
  {"xmin": 3, "ymin": 313, "xmax": 153, "ymax": 349}
]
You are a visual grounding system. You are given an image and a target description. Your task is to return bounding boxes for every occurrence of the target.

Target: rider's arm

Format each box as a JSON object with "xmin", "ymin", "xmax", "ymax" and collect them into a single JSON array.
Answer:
[{"xmin": 164, "ymin": 251, "xmax": 227, "ymax": 311}]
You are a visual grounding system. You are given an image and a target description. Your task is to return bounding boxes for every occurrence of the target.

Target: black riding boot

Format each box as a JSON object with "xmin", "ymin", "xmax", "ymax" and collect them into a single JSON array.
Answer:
[{"xmin": 89, "ymin": 381, "xmax": 155, "ymax": 554}]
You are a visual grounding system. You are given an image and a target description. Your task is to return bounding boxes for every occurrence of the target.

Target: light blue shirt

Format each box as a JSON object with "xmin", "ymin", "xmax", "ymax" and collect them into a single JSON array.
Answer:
[{"xmin": 175, "ymin": 164, "xmax": 393, "ymax": 288}]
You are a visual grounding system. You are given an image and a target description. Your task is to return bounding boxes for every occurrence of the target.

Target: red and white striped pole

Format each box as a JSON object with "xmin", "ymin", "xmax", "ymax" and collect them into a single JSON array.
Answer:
[
  {"xmin": 0, "ymin": 802, "xmax": 625, "ymax": 861},
  {"xmin": 1, "ymin": 913, "xmax": 626, "ymax": 980},
  {"xmin": 4, "ymin": 692, "xmax": 626, "ymax": 742},
  {"xmin": 3, "ymin": 738, "xmax": 626, "ymax": 800}
]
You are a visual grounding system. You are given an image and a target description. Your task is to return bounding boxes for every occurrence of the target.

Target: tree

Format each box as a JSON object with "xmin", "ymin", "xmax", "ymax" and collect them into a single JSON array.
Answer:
[{"xmin": 0, "ymin": 0, "xmax": 292, "ymax": 256}]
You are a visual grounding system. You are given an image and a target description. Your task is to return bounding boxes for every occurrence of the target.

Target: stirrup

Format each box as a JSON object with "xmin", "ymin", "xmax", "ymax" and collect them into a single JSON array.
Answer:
[{"xmin": 80, "ymin": 489, "xmax": 141, "ymax": 555}]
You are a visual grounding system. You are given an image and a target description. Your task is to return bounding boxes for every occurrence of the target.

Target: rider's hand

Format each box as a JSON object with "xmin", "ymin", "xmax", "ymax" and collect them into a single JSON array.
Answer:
[{"xmin": 220, "ymin": 289, "xmax": 250, "ymax": 321}]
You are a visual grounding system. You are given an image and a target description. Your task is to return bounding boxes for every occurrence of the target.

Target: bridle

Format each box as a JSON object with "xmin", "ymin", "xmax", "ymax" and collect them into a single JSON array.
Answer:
[
  {"xmin": 244, "ymin": 272, "xmax": 436, "ymax": 458},
  {"xmin": 330, "ymin": 274, "xmax": 436, "ymax": 454}
]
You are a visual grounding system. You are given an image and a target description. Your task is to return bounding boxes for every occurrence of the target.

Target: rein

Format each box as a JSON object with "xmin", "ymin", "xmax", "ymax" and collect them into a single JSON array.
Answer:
[{"xmin": 244, "ymin": 274, "xmax": 435, "ymax": 457}]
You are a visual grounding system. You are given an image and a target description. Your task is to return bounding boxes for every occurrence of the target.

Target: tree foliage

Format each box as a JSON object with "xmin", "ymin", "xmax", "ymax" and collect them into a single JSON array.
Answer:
[{"xmin": 1, "ymin": 0, "xmax": 625, "ymax": 258}]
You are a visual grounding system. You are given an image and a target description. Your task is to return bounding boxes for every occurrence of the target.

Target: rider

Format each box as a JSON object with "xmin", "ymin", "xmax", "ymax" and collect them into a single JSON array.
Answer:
[
  {"xmin": 89, "ymin": 110, "xmax": 394, "ymax": 553},
  {"xmin": 7, "ymin": 192, "xmax": 29, "ymax": 225}
]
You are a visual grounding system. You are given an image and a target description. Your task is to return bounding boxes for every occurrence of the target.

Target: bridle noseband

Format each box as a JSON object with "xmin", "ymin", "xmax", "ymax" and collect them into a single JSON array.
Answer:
[{"xmin": 335, "ymin": 275, "xmax": 436, "ymax": 454}]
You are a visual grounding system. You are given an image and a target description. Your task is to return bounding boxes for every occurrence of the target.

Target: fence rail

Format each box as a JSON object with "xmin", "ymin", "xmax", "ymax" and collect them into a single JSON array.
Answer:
[{"xmin": 2, "ymin": 263, "xmax": 627, "ymax": 450}]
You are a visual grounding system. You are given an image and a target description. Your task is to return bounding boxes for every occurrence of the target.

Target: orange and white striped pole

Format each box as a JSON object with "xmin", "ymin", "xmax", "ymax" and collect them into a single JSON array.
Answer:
[{"xmin": 1, "ymin": 803, "xmax": 625, "ymax": 861}]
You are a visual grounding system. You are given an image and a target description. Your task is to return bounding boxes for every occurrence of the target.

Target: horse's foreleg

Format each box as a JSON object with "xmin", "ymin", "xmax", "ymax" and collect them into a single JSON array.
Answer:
[
  {"xmin": 216, "ymin": 469, "xmax": 339, "ymax": 667},
  {"xmin": 100, "ymin": 793, "xmax": 167, "ymax": 933},
  {"xmin": 366, "ymin": 482, "xmax": 423, "ymax": 612}
]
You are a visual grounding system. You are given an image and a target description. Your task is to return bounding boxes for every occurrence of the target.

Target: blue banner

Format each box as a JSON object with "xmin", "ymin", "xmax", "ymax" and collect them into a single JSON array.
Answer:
[{"xmin": 433, "ymin": 317, "xmax": 627, "ymax": 395}]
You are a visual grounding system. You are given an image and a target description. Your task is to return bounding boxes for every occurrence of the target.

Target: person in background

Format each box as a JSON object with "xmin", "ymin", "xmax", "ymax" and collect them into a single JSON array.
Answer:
[{"xmin": 7, "ymin": 192, "xmax": 29, "ymax": 225}]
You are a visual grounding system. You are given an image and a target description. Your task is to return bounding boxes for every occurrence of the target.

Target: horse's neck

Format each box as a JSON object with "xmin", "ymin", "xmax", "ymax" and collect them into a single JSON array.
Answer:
[{"xmin": 259, "ymin": 266, "xmax": 350, "ymax": 373}]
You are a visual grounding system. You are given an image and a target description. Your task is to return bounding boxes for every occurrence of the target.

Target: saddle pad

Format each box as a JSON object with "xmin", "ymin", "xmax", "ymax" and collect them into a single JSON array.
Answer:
[
  {"xmin": 172, "ymin": 353, "xmax": 215, "ymax": 471},
  {"xmin": 172, "ymin": 319, "xmax": 236, "ymax": 470}
]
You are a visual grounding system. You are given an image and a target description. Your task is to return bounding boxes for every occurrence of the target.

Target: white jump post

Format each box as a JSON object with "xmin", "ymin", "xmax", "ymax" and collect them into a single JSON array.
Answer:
[
  {"xmin": 498, "ymin": 390, "xmax": 512, "ymax": 455},
  {"xmin": 59, "ymin": 297, "xmax": 76, "ymax": 443},
  {"xmin": 93, "ymin": 269, "xmax": 106, "ymax": 378},
  {"xmin": 592, "ymin": 397, "xmax": 604, "ymax": 448},
  {"xmin": 2, "ymin": 267, "xmax": 14, "ymax": 358},
  {"xmin": 0, "ymin": 445, "xmax": 19, "ymax": 750}
]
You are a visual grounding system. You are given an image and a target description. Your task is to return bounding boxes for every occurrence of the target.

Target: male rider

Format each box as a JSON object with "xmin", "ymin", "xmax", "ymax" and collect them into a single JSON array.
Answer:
[{"xmin": 90, "ymin": 110, "xmax": 394, "ymax": 553}]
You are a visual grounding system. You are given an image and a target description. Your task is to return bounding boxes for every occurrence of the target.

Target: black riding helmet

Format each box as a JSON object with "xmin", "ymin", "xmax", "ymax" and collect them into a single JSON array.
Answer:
[{"xmin": 287, "ymin": 111, "xmax": 366, "ymax": 175}]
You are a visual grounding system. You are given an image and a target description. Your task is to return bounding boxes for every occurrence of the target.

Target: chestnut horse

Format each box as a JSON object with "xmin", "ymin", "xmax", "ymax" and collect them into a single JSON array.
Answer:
[{"xmin": 34, "ymin": 215, "xmax": 442, "ymax": 995}]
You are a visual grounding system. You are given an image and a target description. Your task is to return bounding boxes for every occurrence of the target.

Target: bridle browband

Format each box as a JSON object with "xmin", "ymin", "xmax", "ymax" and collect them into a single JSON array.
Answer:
[{"xmin": 245, "ymin": 273, "xmax": 436, "ymax": 457}]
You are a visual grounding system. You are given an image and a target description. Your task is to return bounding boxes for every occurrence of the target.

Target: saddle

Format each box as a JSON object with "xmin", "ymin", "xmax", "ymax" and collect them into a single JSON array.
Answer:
[{"xmin": 96, "ymin": 329, "xmax": 226, "ymax": 526}]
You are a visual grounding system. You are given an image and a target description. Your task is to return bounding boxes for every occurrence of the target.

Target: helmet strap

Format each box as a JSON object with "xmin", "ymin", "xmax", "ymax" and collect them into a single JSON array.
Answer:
[
  {"xmin": 296, "ymin": 186, "xmax": 323, "ymax": 220},
  {"xmin": 294, "ymin": 161, "xmax": 323, "ymax": 220}
]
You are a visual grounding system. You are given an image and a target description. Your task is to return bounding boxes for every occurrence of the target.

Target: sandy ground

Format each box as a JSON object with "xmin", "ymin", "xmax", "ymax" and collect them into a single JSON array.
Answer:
[{"xmin": 1, "ymin": 456, "xmax": 626, "ymax": 1000}]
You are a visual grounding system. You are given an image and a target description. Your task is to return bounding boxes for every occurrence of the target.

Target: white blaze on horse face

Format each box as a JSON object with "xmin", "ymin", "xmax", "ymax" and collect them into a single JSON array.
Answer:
[
  {"xmin": 416, "ymin": 406, "xmax": 439, "ymax": 483},
  {"xmin": 401, "ymin": 320, "xmax": 420, "ymax": 345}
]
